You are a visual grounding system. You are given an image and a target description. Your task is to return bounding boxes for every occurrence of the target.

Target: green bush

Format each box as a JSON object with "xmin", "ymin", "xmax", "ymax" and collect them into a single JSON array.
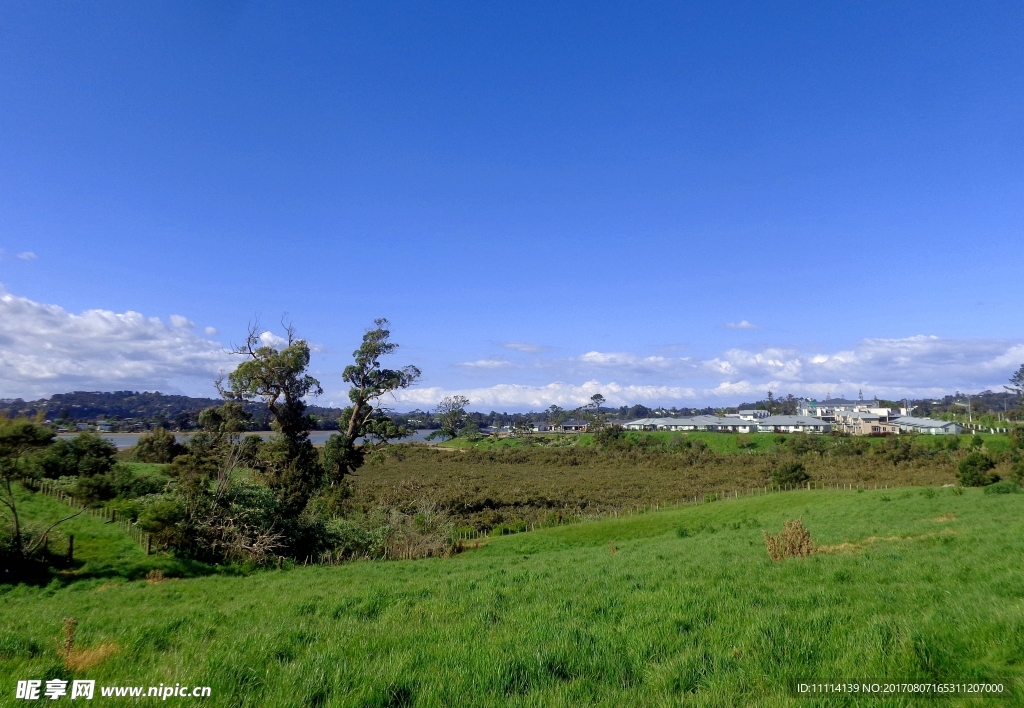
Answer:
[
  {"xmin": 594, "ymin": 425, "xmax": 625, "ymax": 449},
  {"xmin": 458, "ymin": 422, "xmax": 482, "ymax": 441},
  {"xmin": 1010, "ymin": 427, "xmax": 1024, "ymax": 450},
  {"xmin": 35, "ymin": 432, "xmax": 118, "ymax": 478},
  {"xmin": 73, "ymin": 463, "xmax": 171, "ymax": 502},
  {"xmin": 983, "ymin": 480, "xmax": 1021, "ymax": 495},
  {"xmin": 786, "ymin": 435, "xmax": 823, "ymax": 456},
  {"xmin": 1011, "ymin": 461, "xmax": 1024, "ymax": 484},
  {"xmin": 735, "ymin": 434, "xmax": 757, "ymax": 450},
  {"xmin": 957, "ymin": 452, "xmax": 998, "ymax": 487},
  {"xmin": 771, "ymin": 461, "xmax": 809, "ymax": 486},
  {"xmin": 132, "ymin": 428, "xmax": 186, "ymax": 463}
]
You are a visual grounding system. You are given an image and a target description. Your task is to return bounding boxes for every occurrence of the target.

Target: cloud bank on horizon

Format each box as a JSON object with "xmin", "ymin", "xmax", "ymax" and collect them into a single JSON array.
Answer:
[
  {"xmin": 1, "ymin": 287, "xmax": 1021, "ymax": 408},
  {"xmin": 0, "ymin": 286, "xmax": 232, "ymax": 399}
]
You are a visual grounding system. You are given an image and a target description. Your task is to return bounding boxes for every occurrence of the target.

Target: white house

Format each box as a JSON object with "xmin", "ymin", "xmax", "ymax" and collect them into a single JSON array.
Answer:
[
  {"xmin": 621, "ymin": 416, "xmax": 760, "ymax": 433},
  {"xmin": 890, "ymin": 416, "xmax": 963, "ymax": 435},
  {"xmin": 757, "ymin": 415, "xmax": 832, "ymax": 434},
  {"xmin": 797, "ymin": 398, "xmax": 893, "ymax": 421}
]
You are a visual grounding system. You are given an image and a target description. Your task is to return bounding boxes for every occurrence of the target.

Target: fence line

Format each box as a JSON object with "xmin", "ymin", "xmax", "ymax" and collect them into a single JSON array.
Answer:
[
  {"xmin": 961, "ymin": 422, "xmax": 1011, "ymax": 434},
  {"xmin": 28, "ymin": 478, "xmax": 153, "ymax": 554}
]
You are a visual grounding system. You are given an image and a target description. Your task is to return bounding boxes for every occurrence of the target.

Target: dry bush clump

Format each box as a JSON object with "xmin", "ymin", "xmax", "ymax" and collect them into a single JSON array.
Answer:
[
  {"xmin": 64, "ymin": 643, "xmax": 120, "ymax": 671},
  {"xmin": 57, "ymin": 617, "xmax": 119, "ymax": 671},
  {"xmin": 763, "ymin": 518, "xmax": 815, "ymax": 561}
]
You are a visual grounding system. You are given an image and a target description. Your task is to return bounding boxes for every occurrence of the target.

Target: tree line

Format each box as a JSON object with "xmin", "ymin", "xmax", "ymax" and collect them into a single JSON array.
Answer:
[{"xmin": 1, "ymin": 318, "xmax": 430, "ymax": 568}]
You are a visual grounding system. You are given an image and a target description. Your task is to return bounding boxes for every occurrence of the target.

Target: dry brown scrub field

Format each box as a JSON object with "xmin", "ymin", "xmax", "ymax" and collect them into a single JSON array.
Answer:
[{"xmin": 343, "ymin": 437, "xmax": 982, "ymax": 530}]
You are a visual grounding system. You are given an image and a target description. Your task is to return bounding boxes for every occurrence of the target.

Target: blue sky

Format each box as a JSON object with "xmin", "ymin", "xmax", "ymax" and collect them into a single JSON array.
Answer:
[{"xmin": 1, "ymin": 1, "xmax": 1022, "ymax": 409}]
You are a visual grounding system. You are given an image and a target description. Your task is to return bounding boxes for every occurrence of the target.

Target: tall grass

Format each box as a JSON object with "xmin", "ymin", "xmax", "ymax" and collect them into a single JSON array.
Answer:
[{"xmin": 2, "ymin": 486, "xmax": 1022, "ymax": 706}]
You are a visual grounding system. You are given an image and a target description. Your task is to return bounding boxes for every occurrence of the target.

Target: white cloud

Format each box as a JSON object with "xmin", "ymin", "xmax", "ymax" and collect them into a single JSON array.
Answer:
[
  {"xmin": 725, "ymin": 320, "xmax": 759, "ymax": 330},
  {"xmin": 457, "ymin": 358, "xmax": 514, "ymax": 369},
  {"xmin": 259, "ymin": 330, "xmax": 287, "ymax": 348},
  {"xmin": 0, "ymin": 285, "xmax": 232, "ymax": 399},
  {"xmin": 204, "ymin": 326, "xmax": 219, "ymax": 336},
  {"xmin": 169, "ymin": 315, "xmax": 194, "ymax": 329},
  {"xmin": 16, "ymin": 251, "xmax": 37, "ymax": 261},
  {"xmin": 702, "ymin": 336, "xmax": 1024, "ymax": 396},
  {"xmin": 394, "ymin": 335, "xmax": 1024, "ymax": 410},
  {"xmin": 501, "ymin": 341, "xmax": 551, "ymax": 354},
  {"xmin": 577, "ymin": 351, "xmax": 680, "ymax": 371},
  {"xmin": 393, "ymin": 380, "xmax": 698, "ymax": 409}
]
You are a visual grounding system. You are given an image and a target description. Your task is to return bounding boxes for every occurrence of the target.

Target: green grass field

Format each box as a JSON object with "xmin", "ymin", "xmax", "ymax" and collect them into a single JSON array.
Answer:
[{"xmin": 2, "ymin": 485, "xmax": 1022, "ymax": 706}]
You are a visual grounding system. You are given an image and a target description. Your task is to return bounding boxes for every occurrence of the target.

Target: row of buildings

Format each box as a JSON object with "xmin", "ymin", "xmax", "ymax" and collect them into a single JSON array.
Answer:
[
  {"xmin": 622, "ymin": 398, "xmax": 965, "ymax": 435},
  {"xmin": 621, "ymin": 414, "xmax": 963, "ymax": 435}
]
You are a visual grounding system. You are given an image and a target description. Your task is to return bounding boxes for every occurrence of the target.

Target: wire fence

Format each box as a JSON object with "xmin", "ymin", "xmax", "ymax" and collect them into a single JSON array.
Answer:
[{"xmin": 961, "ymin": 423, "xmax": 1012, "ymax": 434}]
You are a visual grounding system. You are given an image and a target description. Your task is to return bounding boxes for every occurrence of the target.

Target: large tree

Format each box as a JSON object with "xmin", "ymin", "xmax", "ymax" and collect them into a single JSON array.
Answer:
[
  {"xmin": 1007, "ymin": 364, "xmax": 1024, "ymax": 399},
  {"xmin": 427, "ymin": 396, "xmax": 470, "ymax": 441},
  {"xmin": 220, "ymin": 324, "xmax": 323, "ymax": 514},
  {"xmin": 323, "ymin": 319, "xmax": 421, "ymax": 483}
]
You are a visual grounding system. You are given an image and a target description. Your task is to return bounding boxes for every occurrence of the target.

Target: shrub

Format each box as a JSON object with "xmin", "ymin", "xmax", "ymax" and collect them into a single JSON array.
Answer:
[
  {"xmin": 763, "ymin": 518, "xmax": 814, "ymax": 561},
  {"xmin": 833, "ymin": 438, "xmax": 870, "ymax": 456},
  {"xmin": 786, "ymin": 435, "xmax": 823, "ymax": 456},
  {"xmin": 874, "ymin": 437, "xmax": 927, "ymax": 464},
  {"xmin": 459, "ymin": 422, "xmax": 482, "ymax": 441},
  {"xmin": 957, "ymin": 452, "xmax": 997, "ymax": 487},
  {"xmin": 1010, "ymin": 427, "xmax": 1024, "ymax": 450},
  {"xmin": 983, "ymin": 480, "xmax": 1021, "ymax": 495},
  {"xmin": 35, "ymin": 432, "xmax": 118, "ymax": 478},
  {"xmin": 736, "ymin": 434, "xmax": 756, "ymax": 450},
  {"xmin": 594, "ymin": 425, "xmax": 624, "ymax": 449},
  {"xmin": 1011, "ymin": 461, "xmax": 1024, "ymax": 484},
  {"xmin": 771, "ymin": 461, "xmax": 809, "ymax": 486},
  {"xmin": 132, "ymin": 428, "xmax": 186, "ymax": 463}
]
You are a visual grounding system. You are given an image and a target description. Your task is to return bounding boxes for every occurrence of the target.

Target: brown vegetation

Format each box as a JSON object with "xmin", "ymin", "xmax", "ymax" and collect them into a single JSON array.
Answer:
[
  {"xmin": 763, "ymin": 518, "xmax": 815, "ymax": 560},
  {"xmin": 815, "ymin": 532, "xmax": 954, "ymax": 555},
  {"xmin": 345, "ymin": 442, "xmax": 962, "ymax": 530},
  {"xmin": 57, "ymin": 616, "xmax": 119, "ymax": 671}
]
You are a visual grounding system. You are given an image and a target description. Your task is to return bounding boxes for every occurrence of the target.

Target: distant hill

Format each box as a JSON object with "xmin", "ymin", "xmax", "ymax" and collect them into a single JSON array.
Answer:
[{"xmin": 0, "ymin": 390, "xmax": 348, "ymax": 431}]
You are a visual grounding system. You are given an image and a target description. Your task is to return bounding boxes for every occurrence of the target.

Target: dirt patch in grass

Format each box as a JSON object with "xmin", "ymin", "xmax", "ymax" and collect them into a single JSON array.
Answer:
[
  {"xmin": 816, "ymin": 532, "xmax": 954, "ymax": 554},
  {"xmin": 934, "ymin": 514, "xmax": 957, "ymax": 522}
]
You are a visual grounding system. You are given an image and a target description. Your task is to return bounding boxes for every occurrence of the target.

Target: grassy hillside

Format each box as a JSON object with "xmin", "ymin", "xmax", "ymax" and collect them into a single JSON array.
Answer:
[
  {"xmin": 5, "ymin": 487, "xmax": 216, "ymax": 583},
  {"xmin": 2, "ymin": 485, "xmax": 1022, "ymax": 706}
]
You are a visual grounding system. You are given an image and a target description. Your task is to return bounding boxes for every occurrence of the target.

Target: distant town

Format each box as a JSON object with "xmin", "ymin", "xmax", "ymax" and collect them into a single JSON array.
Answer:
[{"xmin": 0, "ymin": 388, "xmax": 1016, "ymax": 437}]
